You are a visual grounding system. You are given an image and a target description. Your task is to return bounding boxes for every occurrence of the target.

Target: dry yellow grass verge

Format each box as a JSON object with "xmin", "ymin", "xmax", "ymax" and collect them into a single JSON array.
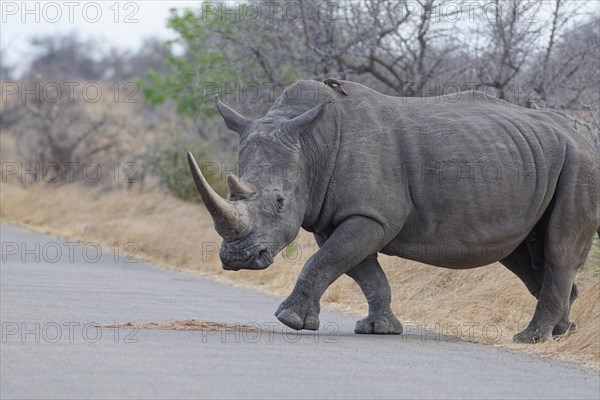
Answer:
[{"xmin": 1, "ymin": 182, "xmax": 598, "ymax": 368}]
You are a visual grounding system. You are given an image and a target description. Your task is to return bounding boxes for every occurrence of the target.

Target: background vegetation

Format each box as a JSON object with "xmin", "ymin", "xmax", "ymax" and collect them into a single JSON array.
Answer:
[{"xmin": 2, "ymin": 0, "xmax": 599, "ymax": 196}]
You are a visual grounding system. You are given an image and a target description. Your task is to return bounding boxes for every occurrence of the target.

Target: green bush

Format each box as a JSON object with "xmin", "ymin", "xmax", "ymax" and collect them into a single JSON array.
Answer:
[{"xmin": 147, "ymin": 134, "xmax": 229, "ymax": 202}]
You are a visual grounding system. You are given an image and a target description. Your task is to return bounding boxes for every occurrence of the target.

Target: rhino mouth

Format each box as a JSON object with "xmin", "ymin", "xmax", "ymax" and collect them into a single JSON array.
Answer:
[
  {"xmin": 221, "ymin": 246, "xmax": 274, "ymax": 271},
  {"xmin": 255, "ymin": 249, "xmax": 274, "ymax": 268}
]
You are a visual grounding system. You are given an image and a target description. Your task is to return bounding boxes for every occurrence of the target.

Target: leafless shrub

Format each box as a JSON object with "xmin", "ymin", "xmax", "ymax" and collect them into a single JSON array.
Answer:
[{"xmin": 13, "ymin": 81, "xmax": 143, "ymax": 187}]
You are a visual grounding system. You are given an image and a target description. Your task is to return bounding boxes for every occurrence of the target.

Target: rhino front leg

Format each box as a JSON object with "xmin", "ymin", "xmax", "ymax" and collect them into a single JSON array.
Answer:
[
  {"xmin": 346, "ymin": 256, "xmax": 403, "ymax": 334},
  {"xmin": 276, "ymin": 216, "xmax": 393, "ymax": 331},
  {"xmin": 312, "ymin": 234, "xmax": 402, "ymax": 334}
]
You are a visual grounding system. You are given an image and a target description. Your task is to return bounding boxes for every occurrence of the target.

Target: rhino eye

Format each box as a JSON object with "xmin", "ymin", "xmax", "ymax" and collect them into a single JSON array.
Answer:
[{"xmin": 274, "ymin": 192, "xmax": 285, "ymax": 213}]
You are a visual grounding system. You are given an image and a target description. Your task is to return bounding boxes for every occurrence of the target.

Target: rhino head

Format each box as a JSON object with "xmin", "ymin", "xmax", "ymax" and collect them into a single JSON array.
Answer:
[{"xmin": 187, "ymin": 96, "xmax": 324, "ymax": 270}]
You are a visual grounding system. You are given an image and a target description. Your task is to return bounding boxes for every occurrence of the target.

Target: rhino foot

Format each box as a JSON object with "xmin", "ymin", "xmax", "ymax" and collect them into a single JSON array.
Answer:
[
  {"xmin": 354, "ymin": 312, "xmax": 403, "ymax": 335},
  {"xmin": 275, "ymin": 294, "xmax": 320, "ymax": 331},
  {"xmin": 552, "ymin": 320, "xmax": 576, "ymax": 337},
  {"xmin": 513, "ymin": 323, "xmax": 552, "ymax": 343}
]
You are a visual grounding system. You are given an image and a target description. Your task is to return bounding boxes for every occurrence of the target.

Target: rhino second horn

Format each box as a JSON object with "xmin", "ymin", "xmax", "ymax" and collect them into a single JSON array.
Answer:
[
  {"xmin": 227, "ymin": 173, "xmax": 256, "ymax": 198},
  {"xmin": 187, "ymin": 152, "xmax": 249, "ymax": 238}
]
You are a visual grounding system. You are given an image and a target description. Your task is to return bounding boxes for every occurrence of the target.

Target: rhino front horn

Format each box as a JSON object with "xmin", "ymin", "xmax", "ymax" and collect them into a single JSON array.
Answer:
[{"xmin": 187, "ymin": 152, "xmax": 249, "ymax": 238}]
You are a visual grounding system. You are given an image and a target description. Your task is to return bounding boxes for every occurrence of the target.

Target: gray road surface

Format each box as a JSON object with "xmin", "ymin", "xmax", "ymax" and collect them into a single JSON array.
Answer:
[{"xmin": 1, "ymin": 224, "xmax": 599, "ymax": 399}]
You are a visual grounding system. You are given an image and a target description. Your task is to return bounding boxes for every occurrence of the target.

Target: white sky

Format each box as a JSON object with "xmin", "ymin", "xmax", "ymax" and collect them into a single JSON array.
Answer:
[{"xmin": 1, "ymin": 1, "xmax": 197, "ymax": 73}]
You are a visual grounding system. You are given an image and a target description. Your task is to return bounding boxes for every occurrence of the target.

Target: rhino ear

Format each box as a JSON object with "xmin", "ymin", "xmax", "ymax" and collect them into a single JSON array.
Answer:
[
  {"xmin": 282, "ymin": 103, "xmax": 325, "ymax": 135},
  {"xmin": 216, "ymin": 95, "xmax": 252, "ymax": 135}
]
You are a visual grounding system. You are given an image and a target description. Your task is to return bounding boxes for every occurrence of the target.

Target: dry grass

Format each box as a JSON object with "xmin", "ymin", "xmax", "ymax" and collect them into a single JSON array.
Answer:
[{"xmin": 1, "ymin": 182, "xmax": 598, "ymax": 368}]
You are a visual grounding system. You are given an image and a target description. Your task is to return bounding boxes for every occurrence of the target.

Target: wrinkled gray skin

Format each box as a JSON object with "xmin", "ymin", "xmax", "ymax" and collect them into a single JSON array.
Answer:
[{"xmin": 188, "ymin": 80, "xmax": 600, "ymax": 343}]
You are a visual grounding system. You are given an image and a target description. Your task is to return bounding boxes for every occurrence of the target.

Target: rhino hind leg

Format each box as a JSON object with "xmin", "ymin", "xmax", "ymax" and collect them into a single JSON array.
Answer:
[
  {"xmin": 513, "ymin": 262, "xmax": 578, "ymax": 344},
  {"xmin": 500, "ymin": 241, "xmax": 545, "ymax": 298},
  {"xmin": 501, "ymin": 240, "xmax": 578, "ymax": 340},
  {"xmin": 346, "ymin": 255, "xmax": 403, "ymax": 335},
  {"xmin": 512, "ymin": 166, "xmax": 598, "ymax": 344}
]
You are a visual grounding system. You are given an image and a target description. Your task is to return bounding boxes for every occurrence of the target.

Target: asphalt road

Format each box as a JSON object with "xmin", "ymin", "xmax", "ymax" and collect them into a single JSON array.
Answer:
[{"xmin": 1, "ymin": 224, "xmax": 599, "ymax": 399}]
